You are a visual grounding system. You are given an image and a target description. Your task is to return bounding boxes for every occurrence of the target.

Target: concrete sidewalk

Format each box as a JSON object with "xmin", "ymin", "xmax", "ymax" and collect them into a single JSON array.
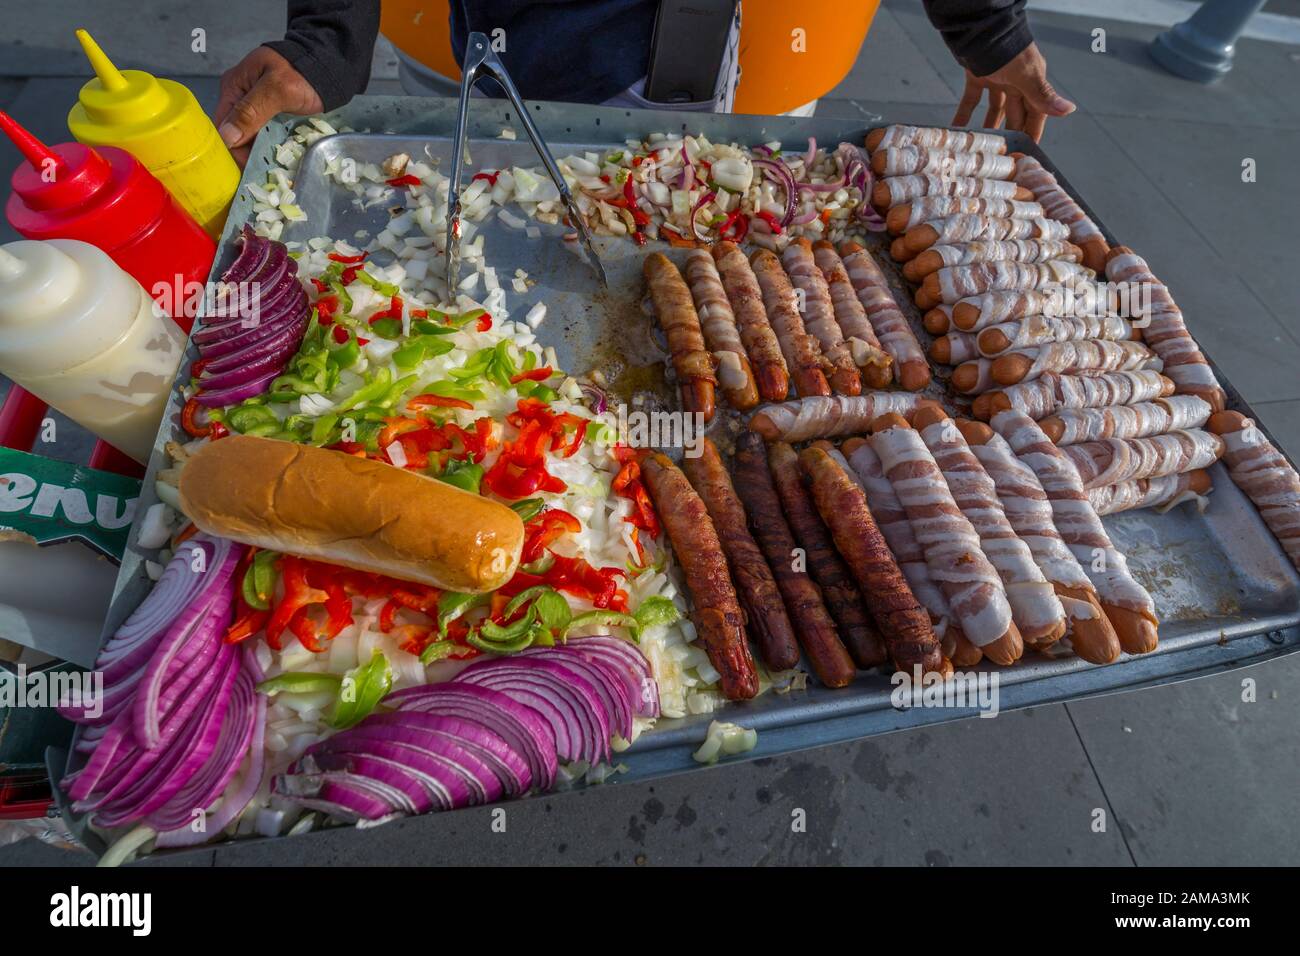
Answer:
[{"xmin": 3, "ymin": 0, "xmax": 1299, "ymax": 866}]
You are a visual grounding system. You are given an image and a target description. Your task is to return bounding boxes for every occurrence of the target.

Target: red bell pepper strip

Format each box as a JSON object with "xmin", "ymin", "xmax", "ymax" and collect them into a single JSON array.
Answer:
[
  {"xmin": 385, "ymin": 174, "xmax": 422, "ymax": 188},
  {"xmin": 265, "ymin": 557, "xmax": 330, "ymax": 651},
  {"xmin": 368, "ymin": 295, "xmax": 404, "ymax": 324},
  {"xmin": 472, "ymin": 171, "xmax": 499, "ymax": 186},
  {"xmin": 754, "ymin": 210, "xmax": 784, "ymax": 235},
  {"xmin": 476, "ymin": 312, "xmax": 493, "ymax": 332},
  {"xmin": 408, "ymin": 394, "xmax": 475, "ymax": 411},
  {"xmin": 315, "ymin": 294, "xmax": 339, "ymax": 324},
  {"xmin": 328, "ymin": 251, "xmax": 367, "ymax": 264},
  {"xmin": 521, "ymin": 508, "xmax": 581, "ymax": 564},
  {"xmin": 332, "ymin": 325, "xmax": 350, "ymax": 344},
  {"xmin": 224, "ymin": 608, "xmax": 269, "ymax": 644},
  {"xmin": 310, "ymin": 278, "xmax": 329, "ymax": 293},
  {"xmin": 181, "ymin": 396, "xmax": 214, "ymax": 438},
  {"xmin": 509, "ymin": 366, "xmax": 553, "ymax": 384}
]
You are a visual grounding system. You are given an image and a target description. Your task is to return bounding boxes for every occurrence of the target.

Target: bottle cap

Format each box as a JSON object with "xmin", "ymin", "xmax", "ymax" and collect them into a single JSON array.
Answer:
[{"xmin": 1, "ymin": 110, "xmax": 112, "ymax": 212}]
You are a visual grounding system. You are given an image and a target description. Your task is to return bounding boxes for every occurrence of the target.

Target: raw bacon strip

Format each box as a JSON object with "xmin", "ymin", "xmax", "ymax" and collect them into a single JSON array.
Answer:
[
  {"xmin": 921, "ymin": 259, "xmax": 1093, "ymax": 308},
  {"xmin": 868, "ymin": 124, "xmax": 1008, "ymax": 154},
  {"xmin": 781, "ymin": 239, "xmax": 862, "ymax": 396},
  {"xmin": 1041, "ymin": 395, "xmax": 1212, "ymax": 445},
  {"xmin": 991, "ymin": 409, "xmax": 1159, "ymax": 654},
  {"xmin": 872, "ymin": 146, "xmax": 1015, "ymax": 179},
  {"xmin": 1104, "ymin": 246, "xmax": 1227, "ymax": 412},
  {"xmin": 976, "ymin": 313, "xmax": 1132, "ymax": 357},
  {"xmin": 1062, "ymin": 428, "xmax": 1223, "ymax": 490},
  {"xmin": 915, "ymin": 407, "xmax": 1066, "ymax": 646},
  {"xmin": 976, "ymin": 370, "xmax": 1174, "ymax": 421},
  {"xmin": 1207, "ymin": 411, "xmax": 1300, "ymax": 570},
  {"xmin": 1087, "ymin": 470, "xmax": 1212, "ymax": 516},
  {"xmin": 839, "ymin": 241, "xmax": 931, "ymax": 390},
  {"xmin": 870, "ymin": 416, "xmax": 1021, "ymax": 662},
  {"xmin": 683, "ymin": 249, "xmax": 759, "ymax": 410},
  {"xmin": 812, "ymin": 240, "xmax": 892, "ymax": 387},
  {"xmin": 1013, "ymin": 154, "xmax": 1109, "ymax": 271},
  {"xmin": 644, "ymin": 253, "xmax": 717, "ymax": 420},
  {"xmin": 887, "ymin": 196, "xmax": 1045, "ymax": 235},
  {"xmin": 712, "ymin": 241, "xmax": 789, "ymax": 402},
  {"xmin": 748, "ymin": 392, "xmax": 923, "ymax": 442},
  {"xmin": 989, "ymin": 339, "xmax": 1157, "ymax": 386},
  {"xmin": 750, "ymin": 248, "xmax": 831, "ymax": 397},
  {"xmin": 876, "ymin": 174, "xmax": 1024, "ymax": 208}
]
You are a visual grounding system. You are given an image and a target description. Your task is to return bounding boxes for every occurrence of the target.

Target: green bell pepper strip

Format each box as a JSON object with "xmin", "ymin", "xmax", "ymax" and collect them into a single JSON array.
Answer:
[
  {"xmin": 369, "ymin": 317, "xmax": 403, "ymax": 339},
  {"xmin": 530, "ymin": 385, "xmax": 559, "ymax": 403},
  {"xmin": 256, "ymin": 672, "xmax": 343, "ymax": 697},
  {"xmin": 328, "ymin": 279, "xmax": 353, "ymax": 315},
  {"xmin": 241, "ymin": 549, "xmax": 279, "ymax": 611},
  {"xmin": 354, "ymin": 268, "xmax": 399, "ymax": 297},
  {"xmin": 504, "ymin": 586, "xmax": 571, "ymax": 633},
  {"xmin": 419, "ymin": 641, "xmax": 461, "ymax": 664},
  {"xmin": 634, "ymin": 595, "xmax": 681, "ymax": 630},
  {"xmin": 563, "ymin": 609, "xmax": 641, "ymax": 640},
  {"xmin": 335, "ymin": 367, "xmax": 392, "ymax": 411},
  {"xmin": 417, "ymin": 379, "xmax": 486, "ymax": 404},
  {"xmin": 226, "ymin": 404, "xmax": 279, "ymax": 433},
  {"xmin": 508, "ymin": 498, "xmax": 546, "ymax": 522},
  {"xmin": 376, "ymin": 373, "xmax": 420, "ymax": 408},
  {"xmin": 478, "ymin": 606, "xmax": 536, "ymax": 642},
  {"xmin": 467, "ymin": 620, "xmax": 538, "ymax": 654},
  {"xmin": 436, "ymin": 591, "xmax": 488, "ymax": 637},
  {"xmin": 310, "ymin": 413, "xmax": 339, "ymax": 446},
  {"xmin": 436, "ymin": 459, "xmax": 484, "ymax": 493},
  {"xmin": 330, "ymin": 650, "xmax": 392, "ymax": 729},
  {"xmin": 329, "ymin": 336, "xmax": 361, "ymax": 371},
  {"xmin": 412, "ymin": 317, "xmax": 456, "ymax": 335}
]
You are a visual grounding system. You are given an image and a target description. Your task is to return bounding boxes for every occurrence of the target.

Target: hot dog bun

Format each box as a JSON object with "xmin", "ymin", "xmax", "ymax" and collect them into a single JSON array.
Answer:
[{"xmin": 178, "ymin": 435, "xmax": 525, "ymax": 593}]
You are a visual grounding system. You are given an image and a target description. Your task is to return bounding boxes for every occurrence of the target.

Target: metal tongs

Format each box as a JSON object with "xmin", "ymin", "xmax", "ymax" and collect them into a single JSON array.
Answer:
[{"xmin": 446, "ymin": 32, "xmax": 608, "ymax": 291}]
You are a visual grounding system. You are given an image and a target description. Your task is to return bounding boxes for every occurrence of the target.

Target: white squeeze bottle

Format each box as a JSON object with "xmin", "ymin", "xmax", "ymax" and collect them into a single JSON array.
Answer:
[{"xmin": 0, "ymin": 239, "xmax": 184, "ymax": 463}]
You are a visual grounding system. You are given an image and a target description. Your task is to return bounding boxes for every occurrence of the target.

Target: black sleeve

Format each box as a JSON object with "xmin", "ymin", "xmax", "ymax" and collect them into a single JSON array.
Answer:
[
  {"xmin": 921, "ymin": 0, "xmax": 1033, "ymax": 77},
  {"xmin": 263, "ymin": 0, "xmax": 381, "ymax": 110}
]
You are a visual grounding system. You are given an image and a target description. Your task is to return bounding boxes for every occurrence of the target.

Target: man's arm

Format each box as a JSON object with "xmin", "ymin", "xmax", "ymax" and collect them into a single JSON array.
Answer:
[{"xmin": 922, "ymin": 0, "xmax": 1033, "ymax": 77}]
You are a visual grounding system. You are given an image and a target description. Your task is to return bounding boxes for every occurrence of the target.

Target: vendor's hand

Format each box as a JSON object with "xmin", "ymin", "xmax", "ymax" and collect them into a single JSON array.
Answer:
[
  {"xmin": 951, "ymin": 42, "xmax": 1074, "ymax": 143},
  {"xmin": 214, "ymin": 47, "xmax": 323, "ymax": 167}
]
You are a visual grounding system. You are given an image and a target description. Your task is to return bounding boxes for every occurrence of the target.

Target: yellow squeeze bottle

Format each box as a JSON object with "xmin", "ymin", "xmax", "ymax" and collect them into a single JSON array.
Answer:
[{"xmin": 67, "ymin": 30, "xmax": 238, "ymax": 240}]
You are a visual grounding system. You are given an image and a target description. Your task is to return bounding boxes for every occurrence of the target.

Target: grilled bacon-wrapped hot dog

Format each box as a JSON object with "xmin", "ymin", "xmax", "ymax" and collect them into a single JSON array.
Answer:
[
  {"xmin": 1040, "ymin": 395, "xmax": 1212, "ymax": 445},
  {"xmin": 748, "ymin": 392, "xmax": 923, "ymax": 442},
  {"xmin": 731, "ymin": 433, "xmax": 858, "ymax": 686},
  {"xmin": 683, "ymin": 249, "xmax": 759, "ymax": 410},
  {"xmin": 797, "ymin": 444, "xmax": 948, "ymax": 676},
  {"xmin": 781, "ymin": 239, "xmax": 862, "ymax": 396},
  {"xmin": 902, "ymin": 238, "xmax": 1082, "ymax": 283},
  {"xmin": 955, "ymin": 419, "xmax": 1122, "ymax": 664},
  {"xmin": 641, "ymin": 452, "xmax": 758, "ymax": 699},
  {"xmin": 990, "ymin": 410, "xmax": 1159, "ymax": 655},
  {"xmin": 812, "ymin": 240, "xmax": 892, "ymax": 387},
  {"xmin": 867, "ymin": 124, "xmax": 1008, "ymax": 155},
  {"xmin": 871, "ymin": 146, "xmax": 1016, "ymax": 180},
  {"xmin": 1207, "ymin": 410, "xmax": 1300, "ymax": 571},
  {"xmin": 711, "ymin": 241, "xmax": 789, "ymax": 402},
  {"xmin": 900, "ymin": 214, "xmax": 1070, "ymax": 258},
  {"xmin": 974, "ymin": 370, "xmax": 1174, "ymax": 421},
  {"xmin": 750, "ymin": 248, "xmax": 831, "ymax": 397},
  {"xmin": 915, "ymin": 259, "xmax": 1093, "ymax": 310},
  {"xmin": 873, "ymin": 174, "xmax": 1032, "ymax": 210},
  {"xmin": 976, "ymin": 313, "xmax": 1134, "ymax": 358},
  {"xmin": 772, "ymin": 441, "xmax": 887, "ymax": 669},
  {"xmin": 1062, "ymin": 429, "xmax": 1223, "ymax": 491},
  {"xmin": 1087, "ymin": 469, "xmax": 1212, "ymax": 516},
  {"xmin": 885, "ymin": 196, "xmax": 1044, "ymax": 235},
  {"xmin": 1013, "ymin": 154, "xmax": 1110, "ymax": 273},
  {"xmin": 978, "ymin": 339, "xmax": 1156, "ymax": 389},
  {"xmin": 644, "ymin": 253, "xmax": 717, "ymax": 420},
  {"xmin": 683, "ymin": 438, "xmax": 801, "ymax": 674},
  {"xmin": 838, "ymin": 241, "xmax": 931, "ymax": 390}
]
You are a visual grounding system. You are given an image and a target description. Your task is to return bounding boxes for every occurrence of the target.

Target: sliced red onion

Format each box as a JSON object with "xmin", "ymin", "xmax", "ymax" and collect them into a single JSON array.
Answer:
[
  {"xmin": 197, "ymin": 339, "xmax": 305, "ymax": 392},
  {"xmin": 309, "ymin": 752, "xmax": 441, "ymax": 815},
  {"xmin": 199, "ymin": 319, "xmax": 306, "ymax": 376},
  {"xmin": 690, "ymin": 189, "xmax": 717, "ymax": 241},
  {"xmin": 579, "ymin": 382, "xmax": 608, "ymax": 415},
  {"xmin": 570, "ymin": 635, "xmax": 659, "ymax": 719},
  {"xmin": 751, "ymin": 158, "xmax": 798, "ymax": 227},
  {"xmin": 316, "ymin": 725, "xmax": 504, "ymax": 805},
  {"xmin": 219, "ymin": 226, "xmax": 271, "ymax": 285},
  {"xmin": 803, "ymin": 136, "xmax": 817, "ymax": 173},
  {"xmin": 513, "ymin": 648, "xmax": 633, "ymax": 740},
  {"xmin": 196, "ymin": 306, "xmax": 307, "ymax": 359},
  {"xmin": 194, "ymin": 369, "xmax": 283, "ymax": 407}
]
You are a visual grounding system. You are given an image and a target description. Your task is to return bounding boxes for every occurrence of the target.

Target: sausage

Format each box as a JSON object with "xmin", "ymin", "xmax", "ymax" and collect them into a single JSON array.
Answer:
[
  {"xmin": 1013, "ymin": 154, "xmax": 1110, "ymax": 273},
  {"xmin": 730, "ymin": 433, "xmax": 857, "ymax": 687},
  {"xmin": 747, "ymin": 392, "xmax": 923, "ymax": 442},
  {"xmin": 976, "ymin": 370, "xmax": 1174, "ymax": 422},
  {"xmin": 929, "ymin": 331, "xmax": 980, "ymax": 366},
  {"xmin": 1087, "ymin": 469, "xmax": 1213, "ymax": 516},
  {"xmin": 915, "ymin": 259, "xmax": 1093, "ymax": 310},
  {"xmin": 867, "ymin": 124, "xmax": 1008, "ymax": 155},
  {"xmin": 711, "ymin": 240, "xmax": 789, "ymax": 402},
  {"xmin": 796, "ymin": 444, "xmax": 948, "ymax": 676},
  {"xmin": 640, "ymin": 453, "xmax": 758, "ymax": 699},
  {"xmin": 768, "ymin": 441, "xmax": 886, "ymax": 669},
  {"xmin": 781, "ymin": 238, "xmax": 863, "ymax": 395},
  {"xmin": 1063, "ymin": 429, "xmax": 1223, "ymax": 491},
  {"xmin": 749, "ymin": 248, "xmax": 831, "ymax": 397},
  {"xmin": 923, "ymin": 304, "xmax": 955, "ymax": 335},
  {"xmin": 870, "ymin": 146, "xmax": 1016, "ymax": 180},
  {"xmin": 838, "ymin": 241, "xmax": 931, "ymax": 390},
  {"xmin": 884, "ymin": 195, "xmax": 1044, "ymax": 236},
  {"xmin": 812, "ymin": 240, "xmax": 893, "ymax": 388},
  {"xmin": 681, "ymin": 438, "xmax": 801, "ymax": 672},
  {"xmin": 976, "ymin": 313, "xmax": 1134, "ymax": 358},
  {"xmin": 683, "ymin": 249, "xmax": 759, "ymax": 410},
  {"xmin": 872, "ymin": 174, "xmax": 1032, "ymax": 210},
  {"xmin": 902, "ymin": 238, "xmax": 1082, "ymax": 283},
  {"xmin": 643, "ymin": 253, "xmax": 717, "ymax": 420},
  {"xmin": 1040, "ymin": 395, "xmax": 1213, "ymax": 445},
  {"xmin": 1207, "ymin": 410, "xmax": 1300, "ymax": 571},
  {"xmin": 952, "ymin": 289, "xmax": 1060, "ymax": 331},
  {"xmin": 902, "ymin": 214, "xmax": 1069, "ymax": 255},
  {"xmin": 988, "ymin": 339, "xmax": 1157, "ymax": 387}
]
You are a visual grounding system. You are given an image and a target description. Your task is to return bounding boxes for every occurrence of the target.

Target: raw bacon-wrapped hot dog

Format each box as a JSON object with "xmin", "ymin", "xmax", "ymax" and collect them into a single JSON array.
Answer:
[
  {"xmin": 1062, "ymin": 428, "xmax": 1223, "ymax": 491},
  {"xmin": 952, "ymin": 289, "xmax": 1062, "ymax": 330},
  {"xmin": 871, "ymin": 146, "xmax": 1015, "ymax": 180},
  {"xmin": 730, "ymin": 434, "xmax": 859, "ymax": 685},
  {"xmin": 1088, "ymin": 470, "xmax": 1212, "ymax": 516},
  {"xmin": 1105, "ymin": 246, "xmax": 1227, "ymax": 412},
  {"xmin": 1013, "ymin": 154, "xmax": 1109, "ymax": 272},
  {"xmin": 683, "ymin": 249, "xmax": 759, "ymax": 410},
  {"xmin": 929, "ymin": 331, "xmax": 981, "ymax": 366},
  {"xmin": 797, "ymin": 444, "xmax": 948, "ymax": 676},
  {"xmin": 711, "ymin": 241, "xmax": 789, "ymax": 402},
  {"xmin": 869, "ymin": 413, "xmax": 1023, "ymax": 664},
  {"xmin": 1207, "ymin": 411, "xmax": 1300, "ymax": 570},
  {"xmin": 900, "ymin": 214, "xmax": 1070, "ymax": 258},
  {"xmin": 768, "ymin": 441, "xmax": 885, "ymax": 670},
  {"xmin": 867, "ymin": 124, "xmax": 1008, "ymax": 154},
  {"xmin": 976, "ymin": 313, "xmax": 1133, "ymax": 357},
  {"xmin": 682, "ymin": 438, "xmax": 801, "ymax": 674},
  {"xmin": 923, "ymin": 304, "xmax": 956, "ymax": 335},
  {"xmin": 955, "ymin": 419, "xmax": 1122, "ymax": 664},
  {"xmin": 812, "ymin": 240, "xmax": 892, "ymax": 387},
  {"xmin": 1040, "ymin": 394, "xmax": 1212, "ymax": 445},
  {"xmin": 643, "ymin": 253, "xmax": 717, "ymax": 420},
  {"xmin": 748, "ymin": 392, "xmax": 923, "ymax": 442},
  {"xmin": 781, "ymin": 239, "xmax": 862, "ymax": 395},
  {"xmin": 903, "ymin": 238, "xmax": 1082, "ymax": 283},
  {"xmin": 886, "ymin": 196, "xmax": 1044, "ymax": 235},
  {"xmin": 982, "ymin": 339, "xmax": 1157, "ymax": 388},
  {"xmin": 913, "ymin": 404, "xmax": 1067, "ymax": 647},
  {"xmin": 838, "ymin": 241, "xmax": 931, "ymax": 390},
  {"xmin": 990, "ymin": 410, "xmax": 1159, "ymax": 655},
  {"xmin": 750, "ymin": 248, "xmax": 831, "ymax": 397},
  {"xmin": 974, "ymin": 369, "xmax": 1174, "ymax": 421},
  {"xmin": 916, "ymin": 259, "xmax": 1093, "ymax": 310},
  {"xmin": 640, "ymin": 453, "xmax": 758, "ymax": 699},
  {"xmin": 873, "ymin": 174, "xmax": 1031, "ymax": 209}
]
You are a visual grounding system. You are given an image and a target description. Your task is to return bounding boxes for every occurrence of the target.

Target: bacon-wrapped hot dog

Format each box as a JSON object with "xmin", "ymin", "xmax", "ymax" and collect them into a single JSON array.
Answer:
[
  {"xmin": 750, "ymin": 248, "xmax": 831, "ymax": 397},
  {"xmin": 781, "ymin": 239, "xmax": 862, "ymax": 395},
  {"xmin": 1062, "ymin": 429, "xmax": 1223, "ymax": 490},
  {"xmin": 641, "ymin": 453, "xmax": 758, "ymax": 699},
  {"xmin": 886, "ymin": 196, "xmax": 1045, "ymax": 235},
  {"xmin": 1040, "ymin": 395, "xmax": 1212, "ymax": 445},
  {"xmin": 983, "ymin": 339, "xmax": 1157, "ymax": 388},
  {"xmin": 682, "ymin": 438, "xmax": 802, "ymax": 674},
  {"xmin": 644, "ymin": 253, "xmax": 717, "ymax": 420},
  {"xmin": 838, "ymin": 241, "xmax": 931, "ymax": 390},
  {"xmin": 712, "ymin": 241, "xmax": 789, "ymax": 402},
  {"xmin": 769, "ymin": 441, "xmax": 885, "ymax": 670},
  {"xmin": 974, "ymin": 369, "xmax": 1174, "ymax": 421},
  {"xmin": 871, "ymin": 146, "xmax": 1015, "ymax": 180},
  {"xmin": 1013, "ymin": 154, "xmax": 1109, "ymax": 272},
  {"xmin": 812, "ymin": 240, "xmax": 892, "ymax": 387},
  {"xmin": 990, "ymin": 410, "xmax": 1159, "ymax": 655},
  {"xmin": 1207, "ymin": 411, "xmax": 1300, "ymax": 570},
  {"xmin": 903, "ymin": 238, "xmax": 1082, "ymax": 283},
  {"xmin": 731, "ymin": 433, "xmax": 858, "ymax": 685},
  {"xmin": 1087, "ymin": 469, "xmax": 1212, "ymax": 516},
  {"xmin": 929, "ymin": 331, "xmax": 980, "ymax": 366},
  {"xmin": 869, "ymin": 413, "xmax": 1023, "ymax": 664},
  {"xmin": 867, "ymin": 124, "xmax": 1008, "ymax": 154},
  {"xmin": 976, "ymin": 313, "xmax": 1134, "ymax": 357},
  {"xmin": 797, "ymin": 444, "xmax": 948, "ymax": 676},
  {"xmin": 955, "ymin": 419, "xmax": 1122, "ymax": 664},
  {"xmin": 916, "ymin": 259, "xmax": 1093, "ymax": 310},
  {"xmin": 683, "ymin": 249, "xmax": 759, "ymax": 410},
  {"xmin": 873, "ymin": 174, "xmax": 1031, "ymax": 210},
  {"xmin": 952, "ymin": 289, "xmax": 1062, "ymax": 330},
  {"xmin": 1105, "ymin": 247, "xmax": 1226, "ymax": 411},
  {"xmin": 901, "ymin": 214, "xmax": 1070, "ymax": 257},
  {"xmin": 923, "ymin": 304, "xmax": 955, "ymax": 335},
  {"xmin": 748, "ymin": 392, "xmax": 923, "ymax": 442}
]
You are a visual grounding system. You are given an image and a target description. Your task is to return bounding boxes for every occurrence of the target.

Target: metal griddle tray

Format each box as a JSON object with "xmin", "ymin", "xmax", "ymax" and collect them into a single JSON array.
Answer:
[{"xmin": 52, "ymin": 97, "xmax": 1300, "ymax": 858}]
